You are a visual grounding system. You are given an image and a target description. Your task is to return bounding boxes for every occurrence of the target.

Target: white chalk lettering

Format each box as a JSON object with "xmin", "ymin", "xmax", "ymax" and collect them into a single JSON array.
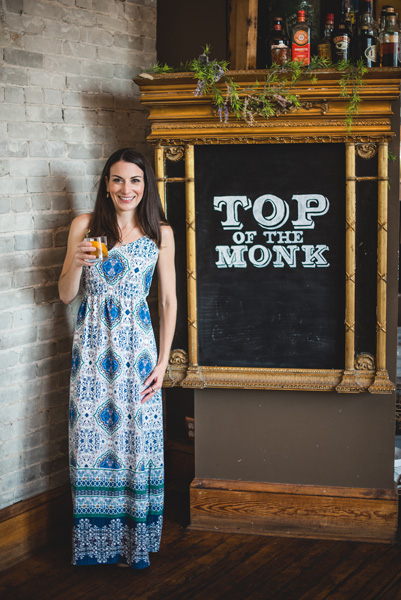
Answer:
[
  {"xmin": 232, "ymin": 231, "xmax": 245, "ymax": 244},
  {"xmin": 215, "ymin": 244, "xmax": 330, "ymax": 269},
  {"xmin": 291, "ymin": 195, "xmax": 329, "ymax": 229},
  {"xmin": 215, "ymin": 245, "xmax": 248, "ymax": 268},
  {"xmin": 248, "ymin": 245, "xmax": 272, "ymax": 268},
  {"xmin": 272, "ymin": 245, "xmax": 299, "ymax": 268},
  {"xmin": 301, "ymin": 245, "xmax": 330, "ymax": 267},
  {"xmin": 252, "ymin": 194, "xmax": 289, "ymax": 230},
  {"xmin": 244, "ymin": 230, "xmax": 257, "ymax": 244},
  {"xmin": 263, "ymin": 230, "xmax": 304, "ymax": 244},
  {"xmin": 213, "ymin": 194, "xmax": 331, "ymax": 270},
  {"xmin": 263, "ymin": 231, "xmax": 276, "ymax": 244},
  {"xmin": 213, "ymin": 196, "xmax": 251, "ymax": 230}
]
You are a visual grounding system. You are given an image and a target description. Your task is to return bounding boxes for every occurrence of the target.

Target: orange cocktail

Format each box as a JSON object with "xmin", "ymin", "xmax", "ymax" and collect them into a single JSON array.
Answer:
[{"xmin": 85, "ymin": 236, "xmax": 108, "ymax": 263}]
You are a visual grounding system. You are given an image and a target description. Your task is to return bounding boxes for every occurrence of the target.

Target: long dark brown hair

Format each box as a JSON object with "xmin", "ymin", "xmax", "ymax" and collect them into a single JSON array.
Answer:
[{"xmin": 88, "ymin": 148, "xmax": 167, "ymax": 248}]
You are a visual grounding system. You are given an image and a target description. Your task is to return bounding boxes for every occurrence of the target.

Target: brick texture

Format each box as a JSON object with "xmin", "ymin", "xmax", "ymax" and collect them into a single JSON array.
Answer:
[{"xmin": 0, "ymin": 0, "xmax": 156, "ymax": 510}]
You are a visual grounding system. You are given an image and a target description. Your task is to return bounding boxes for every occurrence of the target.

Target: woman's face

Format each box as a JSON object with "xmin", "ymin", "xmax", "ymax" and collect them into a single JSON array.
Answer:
[{"xmin": 105, "ymin": 160, "xmax": 145, "ymax": 216}]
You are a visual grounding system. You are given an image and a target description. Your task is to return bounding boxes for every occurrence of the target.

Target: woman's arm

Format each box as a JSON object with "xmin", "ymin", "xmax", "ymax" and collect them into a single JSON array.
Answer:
[
  {"xmin": 141, "ymin": 225, "xmax": 177, "ymax": 403},
  {"xmin": 58, "ymin": 213, "xmax": 95, "ymax": 305}
]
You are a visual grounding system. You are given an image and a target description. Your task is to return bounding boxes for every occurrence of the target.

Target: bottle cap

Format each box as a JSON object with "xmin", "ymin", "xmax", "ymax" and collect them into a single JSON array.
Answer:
[
  {"xmin": 327, "ymin": 13, "xmax": 334, "ymax": 23},
  {"xmin": 297, "ymin": 10, "xmax": 306, "ymax": 21}
]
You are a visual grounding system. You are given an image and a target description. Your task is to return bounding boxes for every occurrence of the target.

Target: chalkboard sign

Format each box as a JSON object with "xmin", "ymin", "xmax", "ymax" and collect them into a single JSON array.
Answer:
[{"xmin": 194, "ymin": 144, "xmax": 346, "ymax": 370}]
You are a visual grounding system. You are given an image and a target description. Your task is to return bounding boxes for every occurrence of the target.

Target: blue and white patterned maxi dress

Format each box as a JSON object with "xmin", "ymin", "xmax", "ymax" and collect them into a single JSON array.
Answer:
[{"xmin": 69, "ymin": 237, "xmax": 163, "ymax": 569}]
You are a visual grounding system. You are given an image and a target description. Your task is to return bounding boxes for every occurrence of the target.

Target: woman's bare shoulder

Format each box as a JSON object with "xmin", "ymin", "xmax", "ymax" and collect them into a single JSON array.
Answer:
[
  {"xmin": 160, "ymin": 222, "xmax": 174, "ymax": 237},
  {"xmin": 160, "ymin": 223, "xmax": 174, "ymax": 246},
  {"xmin": 70, "ymin": 213, "xmax": 92, "ymax": 236}
]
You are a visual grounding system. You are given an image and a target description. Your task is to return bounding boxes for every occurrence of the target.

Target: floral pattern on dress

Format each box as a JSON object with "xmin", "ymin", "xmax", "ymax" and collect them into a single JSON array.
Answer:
[{"xmin": 69, "ymin": 238, "xmax": 163, "ymax": 569}]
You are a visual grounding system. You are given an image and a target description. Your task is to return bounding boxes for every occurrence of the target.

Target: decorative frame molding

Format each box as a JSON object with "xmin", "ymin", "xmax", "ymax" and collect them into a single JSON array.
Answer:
[{"xmin": 137, "ymin": 69, "xmax": 400, "ymax": 394}]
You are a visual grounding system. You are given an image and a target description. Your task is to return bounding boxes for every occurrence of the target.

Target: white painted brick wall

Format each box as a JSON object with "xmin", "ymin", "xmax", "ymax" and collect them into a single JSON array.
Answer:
[{"xmin": 0, "ymin": 0, "xmax": 156, "ymax": 510}]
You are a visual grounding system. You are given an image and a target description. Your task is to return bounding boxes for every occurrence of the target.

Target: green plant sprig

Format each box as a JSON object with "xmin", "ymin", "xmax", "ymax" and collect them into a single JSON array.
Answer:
[
  {"xmin": 149, "ymin": 46, "xmax": 367, "ymax": 130},
  {"xmin": 336, "ymin": 58, "xmax": 368, "ymax": 130}
]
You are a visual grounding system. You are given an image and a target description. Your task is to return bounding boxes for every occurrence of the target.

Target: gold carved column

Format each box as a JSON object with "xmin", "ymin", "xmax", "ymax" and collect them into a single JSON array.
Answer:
[
  {"xmin": 369, "ymin": 141, "xmax": 394, "ymax": 393},
  {"xmin": 337, "ymin": 142, "xmax": 362, "ymax": 392},
  {"xmin": 182, "ymin": 145, "xmax": 204, "ymax": 388}
]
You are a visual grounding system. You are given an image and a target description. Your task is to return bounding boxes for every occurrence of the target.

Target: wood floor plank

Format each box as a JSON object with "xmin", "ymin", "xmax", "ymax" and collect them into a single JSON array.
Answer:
[
  {"xmin": 322, "ymin": 544, "xmax": 401, "ymax": 599},
  {"xmin": 149, "ymin": 535, "xmax": 275, "ymax": 600},
  {"xmin": 144, "ymin": 533, "xmax": 262, "ymax": 600},
  {"xmin": 283, "ymin": 541, "xmax": 385, "ymax": 600},
  {"xmin": 376, "ymin": 582, "xmax": 401, "ymax": 600},
  {"xmin": 188, "ymin": 536, "xmax": 312, "ymax": 600}
]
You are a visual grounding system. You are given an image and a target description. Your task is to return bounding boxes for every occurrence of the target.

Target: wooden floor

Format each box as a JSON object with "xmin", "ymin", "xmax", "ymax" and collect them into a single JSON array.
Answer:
[{"xmin": 2, "ymin": 491, "xmax": 401, "ymax": 600}]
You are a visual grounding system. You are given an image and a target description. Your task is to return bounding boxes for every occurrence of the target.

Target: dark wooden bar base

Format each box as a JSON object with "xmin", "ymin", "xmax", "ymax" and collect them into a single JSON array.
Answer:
[
  {"xmin": 189, "ymin": 478, "xmax": 399, "ymax": 543},
  {"xmin": 0, "ymin": 485, "xmax": 71, "ymax": 572}
]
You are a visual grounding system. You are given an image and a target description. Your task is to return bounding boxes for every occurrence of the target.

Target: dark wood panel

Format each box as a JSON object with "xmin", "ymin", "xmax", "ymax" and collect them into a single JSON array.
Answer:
[
  {"xmin": 0, "ymin": 485, "xmax": 71, "ymax": 572},
  {"xmin": 190, "ymin": 478, "xmax": 398, "ymax": 543}
]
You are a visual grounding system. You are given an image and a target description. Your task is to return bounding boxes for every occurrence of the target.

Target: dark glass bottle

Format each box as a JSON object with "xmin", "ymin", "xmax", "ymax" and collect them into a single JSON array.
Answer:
[
  {"xmin": 378, "ymin": 5, "xmax": 392, "ymax": 66},
  {"xmin": 267, "ymin": 17, "xmax": 291, "ymax": 66},
  {"xmin": 292, "ymin": 10, "xmax": 311, "ymax": 65},
  {"xmin": 332, "ymin": 0, "xmax": 352, "ymax": 62},
  {"xmin": 318, "ymin": 13, "xmax": 334, "ymax": 61},
  {"xmin": 357, "ymin": 0, "xmax": 377, "ymax": 67},
  {"xmin": 380, "ymin": 7, "xmax": 399, "ymax": 66}
]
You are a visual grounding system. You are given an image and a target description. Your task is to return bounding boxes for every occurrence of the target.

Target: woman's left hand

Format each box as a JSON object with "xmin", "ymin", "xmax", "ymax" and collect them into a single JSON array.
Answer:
[{"xmin": 141, "ymin": 363, "xmax": 166, "ymax": 403}]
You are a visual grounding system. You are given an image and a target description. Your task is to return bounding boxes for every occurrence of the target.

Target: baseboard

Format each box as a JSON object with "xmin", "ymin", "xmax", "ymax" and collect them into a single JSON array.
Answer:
[
  {"xmin": 0, "ymin": 484, "xmax": 71, "ymax": 572},
  {"xmin": 189, "ymin": 478, "xmax": 399, "ymax": 543}
]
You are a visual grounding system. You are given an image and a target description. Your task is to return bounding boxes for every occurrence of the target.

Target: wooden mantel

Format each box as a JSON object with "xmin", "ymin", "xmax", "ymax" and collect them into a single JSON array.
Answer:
[{"xmin": 136, "ymin": 68, "xmax": 401, "ymax": 145}]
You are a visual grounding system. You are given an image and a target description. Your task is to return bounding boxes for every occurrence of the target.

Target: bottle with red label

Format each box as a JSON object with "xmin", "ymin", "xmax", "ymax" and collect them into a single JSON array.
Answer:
[{"xmin": 292, "ymin": 10, "xmax": 310, "ymax": 65}]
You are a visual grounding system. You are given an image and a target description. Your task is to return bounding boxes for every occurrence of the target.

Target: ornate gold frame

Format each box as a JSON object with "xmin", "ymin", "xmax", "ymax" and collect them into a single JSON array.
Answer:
[{"xmin": 137, "ymin": 69, "xmax": 400, "ymax": 393}]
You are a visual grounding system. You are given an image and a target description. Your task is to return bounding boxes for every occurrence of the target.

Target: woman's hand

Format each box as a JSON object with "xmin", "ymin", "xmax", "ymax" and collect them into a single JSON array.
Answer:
[
  {"xmin": 75, "ymin": 240, "xmax": 97, "ymax": 267},
  {"xmin": 140, "ymin": 224, "xmax": 177, "ymax": 404},
  {"xmin": 141, "ymin": 363, "xmax": 167, "ymax": 403}
]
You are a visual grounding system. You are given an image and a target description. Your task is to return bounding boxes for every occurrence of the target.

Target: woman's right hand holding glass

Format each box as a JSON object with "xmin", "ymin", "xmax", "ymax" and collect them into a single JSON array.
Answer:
[{"xmin": 76, "ymin": 240, "xmax": 96, "ymax": 266}]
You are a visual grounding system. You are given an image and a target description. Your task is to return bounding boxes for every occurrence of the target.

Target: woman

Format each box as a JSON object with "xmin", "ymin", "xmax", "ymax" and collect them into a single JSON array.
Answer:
[{"xmin": 59, "ymin": 148, "xmax": 176, "ymax": 569}]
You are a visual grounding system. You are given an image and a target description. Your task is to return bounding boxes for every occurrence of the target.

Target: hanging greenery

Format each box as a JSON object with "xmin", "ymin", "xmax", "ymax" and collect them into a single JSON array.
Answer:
[{"xmin": 148, "ymin": 45, "xmax": 368, "ymax": 131}]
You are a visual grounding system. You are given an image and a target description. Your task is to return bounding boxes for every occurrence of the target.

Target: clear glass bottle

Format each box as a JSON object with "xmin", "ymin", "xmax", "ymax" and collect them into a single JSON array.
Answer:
[
  {"xmin": 318, "ymin": 13, "xmax": 334, "ymax": 61},
  {"xmin": 292, "ymin": 10, "xmax": 311, "ymax": 65}
]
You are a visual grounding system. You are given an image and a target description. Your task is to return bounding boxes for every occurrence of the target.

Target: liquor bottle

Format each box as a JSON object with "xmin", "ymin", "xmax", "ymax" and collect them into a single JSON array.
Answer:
[
  {"xmin": 267, "ymin": 17, "xmax": 291, "ymax": 66},
  {"xmin": 380, "ymin": 7, "xmax": 399, "ymax": 66},
  {"xmin": 318, "ymin": 13, "xmax": 334, "ymax": 61},
  {"xmin": 292, "ymin": 10, "xmax": 310, "ymax": 65},
  {"xmin": 332, "ymin": 0, "xmax": 353, "ymax": 62},
  {"xmin": 380, "ymin": 5, "xmax": 393, "ymax": 32},
  {"xmin": 345, "ymin": 2, "xmax": 356, "ymax": 60},
  {"xmin": 357, "ymin": 0, "xmax": 377, "ymax": 67},
  {"xmin": 378, "ymin": 5, "xmax": 392, "ymax": 66},
  {"xmin": 346, "ymin": 0, "xmax": 356, "ymax": 33},
  {"xmin": 345, "ymin": 5, "xmax": 354, "ymax": 34}
]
